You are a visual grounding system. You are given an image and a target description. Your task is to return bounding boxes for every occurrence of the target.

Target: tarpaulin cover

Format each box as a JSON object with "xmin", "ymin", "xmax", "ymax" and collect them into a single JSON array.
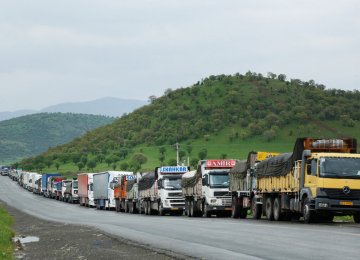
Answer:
[
  {"xmin": 181, "ymin": 170, "xmax": 200, "ymax": 188},
  {"xmin": 126, "ymin": 179, "xmax": 136, "ymax": 192},
  {"xmin": 138, "ymin": 172, "xmax": 155, "ymax": 191},
  {"xmin": 256, "ymin": 138, "xmax": 306, "ymax": 178},
  {"xmin": 229, "ymin": 160, "xmax": 248, "ymax": 178}
]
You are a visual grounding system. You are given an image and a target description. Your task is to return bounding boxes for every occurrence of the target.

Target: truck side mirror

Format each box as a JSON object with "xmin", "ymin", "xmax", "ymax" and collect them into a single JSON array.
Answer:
[{"xmin": 202, "ymin": 175, "xmax": 208, "ymax": 186}]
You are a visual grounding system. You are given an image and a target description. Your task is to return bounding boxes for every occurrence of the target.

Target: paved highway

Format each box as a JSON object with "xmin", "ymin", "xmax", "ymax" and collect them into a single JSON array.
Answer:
[{"xmin": 1, "ymin": 176, "xmax": 360, "ymax": 260}]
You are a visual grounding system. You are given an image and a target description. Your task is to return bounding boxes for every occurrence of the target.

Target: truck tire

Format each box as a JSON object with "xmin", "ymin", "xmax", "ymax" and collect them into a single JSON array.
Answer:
[
  {"xmin": 148, "ymin": 202, "xmax": 153, "ymax": 215},
  {"xmin": 188, "ymin": 201, "xmax": 193, "ymax": 217},
  {"xmin": 231, "ymin": 197, "xmax": 241, "ymax": 219},
  {"xmin": 158, "ymin": 203, "xmax": 165, "ymax": 216},
  {"xmin": 265, "ymin": 197, "xmax": 274, "ymax": 221},
  {"xmin": 273, "ymin": 197, "xmax": 282, "ymax": 221},
  {"xmin": 302, "ymin": 198, "xmax": 314, "ymax": 224},
  {"xmin": 203, "ymin": 203, "xmax": 211, "ymax": 218},
  {"xmin": 353, "ymin": 214, "xmax": 360, "ymax": 223},
  {"xmin": 251, "ymin": 199, "xmax": 262, "ymax": 219},
  {"xmin": 115, "ymin": 200, "xmax": 120, "ymax": 212}
]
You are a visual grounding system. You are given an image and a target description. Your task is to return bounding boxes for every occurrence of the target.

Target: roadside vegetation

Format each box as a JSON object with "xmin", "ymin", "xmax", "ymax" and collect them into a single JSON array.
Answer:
[
  {"xmin": 17, "ymin": 72, "xmax": 360, "ymax": 177},
  {"xmin": 0, "ymin": 205, "xmax": 14, "ymax": 260}
]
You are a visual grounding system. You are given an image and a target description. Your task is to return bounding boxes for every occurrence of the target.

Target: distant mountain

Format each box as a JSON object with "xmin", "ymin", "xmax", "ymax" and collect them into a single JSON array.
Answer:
[
  {"xmin": 0, "ymin": 113, "xmax": 115, "ymax": 163},
  {"xmin": 41, "ymin": 97, "xmax": 147, "ymax": 117},
  {"xmin": 0, "ymin": 109, "xmax": 36, "ymax": 122},
  {"xmin": 0, "ymin": 97, "xmax": 147, "ymax": 122}
]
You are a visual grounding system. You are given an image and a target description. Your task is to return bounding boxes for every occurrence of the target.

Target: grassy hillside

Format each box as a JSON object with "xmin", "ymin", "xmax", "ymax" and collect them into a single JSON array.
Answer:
[
  {"xmin": 0, "ymin": 113, "xmax": 114, "ymax": 163},
  {"xmin": 17, "ymin": 72, "xmax": 360, "ymax": 177}
]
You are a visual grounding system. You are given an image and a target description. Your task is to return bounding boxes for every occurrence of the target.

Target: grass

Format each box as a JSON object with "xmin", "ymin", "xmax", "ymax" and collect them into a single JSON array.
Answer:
[{"xmin": 0, "ymin": 205, "xmax": 14, "ymax": 260}]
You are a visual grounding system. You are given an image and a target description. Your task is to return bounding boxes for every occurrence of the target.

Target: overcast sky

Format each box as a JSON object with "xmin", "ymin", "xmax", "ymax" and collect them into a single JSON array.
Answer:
[{"xmin": 0, "ymin": 0, "xmax": 359, "ymax": 111}]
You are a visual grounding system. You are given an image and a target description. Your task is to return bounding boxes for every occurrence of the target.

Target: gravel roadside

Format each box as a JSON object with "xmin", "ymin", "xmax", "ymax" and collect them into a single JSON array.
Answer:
[{"xmin": 0, "ymin": 201, "xmax": 196, "ymax": 260}]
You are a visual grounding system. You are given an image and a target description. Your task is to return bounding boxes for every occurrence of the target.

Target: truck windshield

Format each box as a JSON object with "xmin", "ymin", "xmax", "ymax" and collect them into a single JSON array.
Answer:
[
  {"xmin": 163, "ymin": 176, "xmax": 182, "ymax": 190},
  {"xmin": 73, "ymin": 181, "xmax": 78, "ymax": 189},
  {"xmin": 320, "ymin": 157, "xmax": 360, "ymax": 179},
  {"xmin": 209, "ymin": 172, "xmax": 229, "ymax": 188}
]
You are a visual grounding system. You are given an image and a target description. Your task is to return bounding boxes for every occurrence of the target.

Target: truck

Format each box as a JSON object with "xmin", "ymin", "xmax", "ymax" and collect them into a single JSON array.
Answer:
[
  {"xmin": 23, "ymin": 172, "xmax": 31, "ymax": 190},
  {"xmin": 77, "ymin": 173, "xmax": 95, "ymax": 207},
  {"xmin": 229, "ymin": 152, "xmax": 279, "ymax": 218},
  {"xmin": 31, "ymin": 173, "xmax": 42, "ymax": 195},
  {"xmin": 138, "ymin": 166, "xmax": 189, "ymax": 216},
  {"xmin": 63, "ymin": 179, "xmax": 79, "ymax": 203},
  {"xmin": 114, "ymin": 173, "xmax": 136, "ymax": 212},
  {"xmin": 41, "ymin": 173, "xmax": 61, "ymax": 196},
  {"xmin": 93, "ymin": 171, "xmax": 131, "ymax": 210},
  {"xmin": 182, "ymin": 160, "xmax": 237, "ymax": 217},
  {"xmin": 46, "ymin": 176, "xmax": 64, "ymax": 198},
  {"xmin": 252, "ymin": 137, "xmax": 360, "ymax": 223},
  {"xmin": 124, "ymin": 175, "xmax": 139, "ymax": 214}
]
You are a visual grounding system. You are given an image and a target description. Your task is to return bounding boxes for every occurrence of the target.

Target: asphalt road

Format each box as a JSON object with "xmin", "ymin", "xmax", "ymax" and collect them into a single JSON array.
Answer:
[{"xmin": 1, "ymin": 176, "xmax": 360, "ymax": 260}]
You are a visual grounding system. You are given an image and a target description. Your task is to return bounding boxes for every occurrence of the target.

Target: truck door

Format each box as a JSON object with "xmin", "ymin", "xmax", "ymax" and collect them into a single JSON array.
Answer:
[{"xmin": 304, "ymin": 159, "xmax": 318, "ymax": 194}]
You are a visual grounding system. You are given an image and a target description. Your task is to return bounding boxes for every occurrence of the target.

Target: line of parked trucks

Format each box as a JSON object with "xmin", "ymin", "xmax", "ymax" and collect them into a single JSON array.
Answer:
[{"xmin": 3, "ymin": 137, "xmax": 360, "ymax": 224}]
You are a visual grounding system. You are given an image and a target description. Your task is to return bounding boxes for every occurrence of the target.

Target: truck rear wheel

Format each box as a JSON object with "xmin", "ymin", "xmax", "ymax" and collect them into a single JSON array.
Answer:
[
  {"xmin": 273, "ymin": 197, "xmax": 282, "ymax": 221},
  {"xmin": 115, "ymin": 199, "xmax": 120, "ymax": 212},
  {"xmin": 265, "ymin": 197, "xmax": 274, "ymax": 221},
  {"xmin": 231, "ymin": 197, "xmax": 241, "ymax": 219}
]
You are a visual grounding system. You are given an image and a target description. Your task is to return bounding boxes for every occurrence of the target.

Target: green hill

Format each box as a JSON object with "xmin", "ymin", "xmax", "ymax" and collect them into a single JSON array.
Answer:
[
  {"xmin": 0, "ymin": 113, "xmax": 114, "ymax": 163},
  {"xmin": 17, "ymin": 72, "xmax": 360, "ymax": 177}
]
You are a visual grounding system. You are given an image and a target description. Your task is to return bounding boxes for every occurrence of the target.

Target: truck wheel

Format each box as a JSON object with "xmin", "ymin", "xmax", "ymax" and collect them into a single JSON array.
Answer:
[
  {"xmin": 302, "ymin": 198, "xmax": 314, "ymax": 224},
  {"xmin": 158, "ymin": 203, "xmax": 165, "ymax": 216},
  {"xmin": 252, "ymin": 200, "xmax": 262, "ymax": 219},
  {"xmin": 148, "ymin": 202, "xmax": 153, "ymax": 215},
  {"xmin": 188, "ymin": 201, "xmax": 193, "ymax": 217},
  {"xmin": 231, "ymin": 197, "xmax": 241, "ymax": 219},
  {"xmin": 115, "ymin": 200, "xmax": 120, "ymax": 212},
  {"xmin": 265, "ymin": 197, "xmax": 274, "ymax": 221},
  {"xmin": 203, "ymin": 203, "xmax": 211, "ymax": 218},
  {"xmin": 273, "ymin": 197, "xmax": 282, "ymax": 221},
  {"xmin": 353, "ymin": 214, "xmax": 360, "ymax": 223}
]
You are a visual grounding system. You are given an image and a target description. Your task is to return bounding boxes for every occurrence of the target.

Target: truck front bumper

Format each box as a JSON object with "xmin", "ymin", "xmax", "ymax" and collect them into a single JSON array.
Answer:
[
  {"xmin": 207, "ymin": 205, "xmax": 232, "ymax": 212},
  {"xmin": 314, "ymin": 198, "xmax": 360, "ymax": 214}
]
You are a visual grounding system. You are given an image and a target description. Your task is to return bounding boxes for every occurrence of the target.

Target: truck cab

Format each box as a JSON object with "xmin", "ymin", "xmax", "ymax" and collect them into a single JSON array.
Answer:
[
  {"xmin": 303, "ymin": 151, "xmax": 360, "ymax": 222},
  {"xmin": 156, "ymin": 166, "xmax": 188, "ymax": 215},
  {"xmin": 199, "ymin": 160, "xmax": 236, "ymax": 217}
]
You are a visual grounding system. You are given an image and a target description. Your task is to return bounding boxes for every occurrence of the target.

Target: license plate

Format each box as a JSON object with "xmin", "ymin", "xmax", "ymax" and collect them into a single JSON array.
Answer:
[
  {"xmin": 171, "ymin": 208, "xmax": 178, "ymax": 211},
  {"xmin": 225, "ymin": 207, "xmax": 232, "ymax": 211},
  {"xmin": 340, "ymin": 201, "xmax": 353, "ymax": 206}
]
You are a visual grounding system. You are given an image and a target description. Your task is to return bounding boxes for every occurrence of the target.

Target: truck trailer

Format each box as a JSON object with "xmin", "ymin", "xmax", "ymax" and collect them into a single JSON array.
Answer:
[
  {"xmin": 182, "ymin": 159, "xmax": 237, "ymax": 217},
  {"xmin": 138, "ymin": 166, "xmax": 189, "ymax": 216},
  {"xmin": 93, "ymin": 171, "xmax": 132, "ymax": 210},
  {"xmin": 78, "ymin": 173, "xmax": 95, "ymax": 207},
  {"xmin": 41, "ymin": 173, "xmax": 61, "ymax": 196},
  {"xmin": 252, "ymin": 138, "xmax": 360, "ymax": 223},
  {"xmin": 229, "ymin": 152, "xmax": 279, "ymax": 218}
]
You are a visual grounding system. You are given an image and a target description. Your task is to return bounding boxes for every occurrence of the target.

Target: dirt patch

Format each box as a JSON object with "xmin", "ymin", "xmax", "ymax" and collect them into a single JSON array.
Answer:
[{"xmin": 1, "ymin": 202, "xmax": 195, "ymax": 260}]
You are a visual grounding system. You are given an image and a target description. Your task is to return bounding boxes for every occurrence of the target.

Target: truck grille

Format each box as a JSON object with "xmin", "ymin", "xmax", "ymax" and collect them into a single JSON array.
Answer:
[
  {"xmin": 168, "ymin": 192, "xmax": 183, "ymax": 197},
  {"xmin": 214, "ymin": 191, "xmax": 231, "ymax": 197},
  {"xmin": 217, "ymin": 196, "xmax": 232, "ymax": 206},
  {"xmin": 322, "ymin": 188, "xmax": 360, "ymax": 200}
]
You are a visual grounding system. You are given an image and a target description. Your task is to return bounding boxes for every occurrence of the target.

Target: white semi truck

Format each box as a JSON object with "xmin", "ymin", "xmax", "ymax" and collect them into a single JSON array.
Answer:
[
  {"xmin": 138, "ymin": 166, "xmax": 189, "ymax": 216},
  {"xmin": 182, "ymin": 159, "xmax": 237, "ymax": 217}
]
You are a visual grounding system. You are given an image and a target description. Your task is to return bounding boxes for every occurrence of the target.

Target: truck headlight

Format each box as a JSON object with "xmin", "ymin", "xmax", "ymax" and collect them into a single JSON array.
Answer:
[
  {"xmin": 316, "ymin": 188, "xmax": 328, "ymax": 197},
  {"xmin": 210, "ymin": 199, "xmax": 217, "ymax": 204},
  {"xmin": 164, "ymin": 200, "xmax": 170, "ymax": 206},
  {"xmin": 318, "ymin": 202, "xmax": 329, "ymax": 208}
]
